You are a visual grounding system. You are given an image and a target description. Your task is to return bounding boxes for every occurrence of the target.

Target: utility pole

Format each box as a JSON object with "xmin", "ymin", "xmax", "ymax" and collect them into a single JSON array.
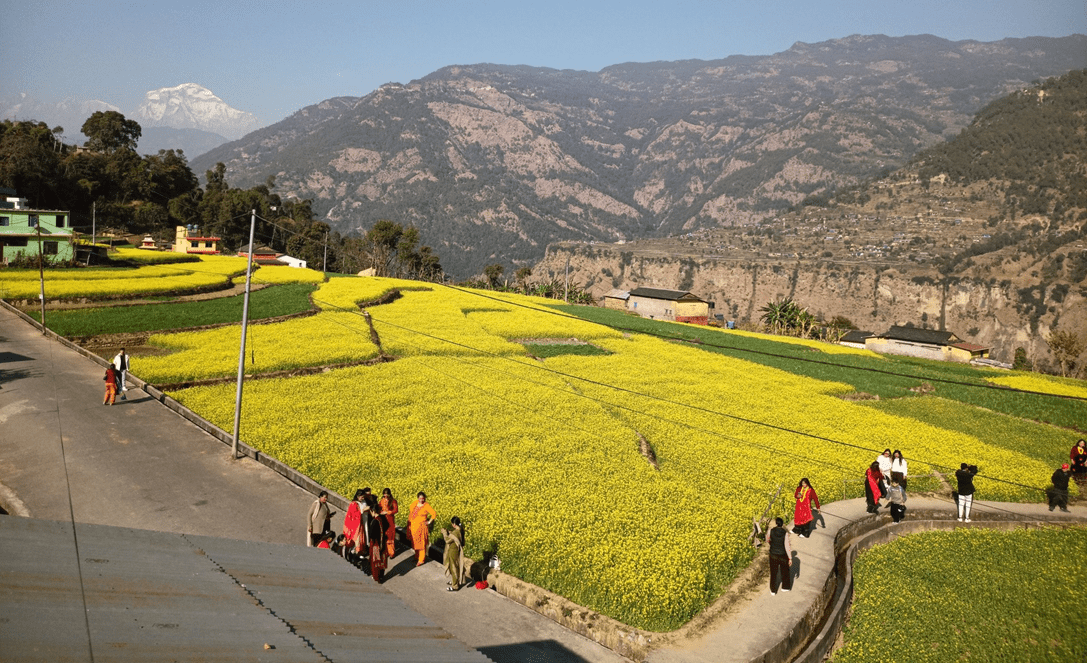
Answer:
[
  {"xmin": 323, "ymin": 231, "xmax": 328, "ymax": 273},
  {"xmin": 231, "ymin": 210, "xmax": 257, "ymax": 459},
  {"xmin": 36, "ymin": 225, "xmax": 46, "ymax": 334},
  {"xmin": 91, "ymin": 201, "xmax": 96, "ymax": 249}
]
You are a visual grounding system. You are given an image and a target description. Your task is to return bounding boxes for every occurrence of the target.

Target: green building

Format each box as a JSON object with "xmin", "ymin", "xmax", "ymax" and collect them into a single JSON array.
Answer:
[{"xmin": 0, "ymin": 203, "xmax": 75, "ymax": 265}]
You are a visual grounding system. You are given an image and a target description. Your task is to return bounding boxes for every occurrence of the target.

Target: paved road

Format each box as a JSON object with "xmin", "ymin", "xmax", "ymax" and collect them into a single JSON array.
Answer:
[{"xmin": 0, "ymin": 304, "xmax": 628, "ymax": 663}]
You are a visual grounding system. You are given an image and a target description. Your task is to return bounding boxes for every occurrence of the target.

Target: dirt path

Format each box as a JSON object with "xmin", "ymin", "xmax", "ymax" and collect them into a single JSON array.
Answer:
[{"xmin": 17, "ymin": 282, "xmax": 270, "ymax": 311}]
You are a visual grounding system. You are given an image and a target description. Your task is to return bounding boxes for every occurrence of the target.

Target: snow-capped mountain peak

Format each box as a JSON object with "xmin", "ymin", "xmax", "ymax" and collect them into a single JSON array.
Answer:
[{"xmin": 135, "ymin": 83, "xmax": 261, "ymax": 140}]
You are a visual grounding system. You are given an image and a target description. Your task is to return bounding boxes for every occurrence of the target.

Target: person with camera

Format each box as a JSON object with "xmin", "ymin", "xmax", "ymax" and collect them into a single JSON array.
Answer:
[{"xmin": 955, "ymin": 463, "xmax": 978, "ymax": 522}]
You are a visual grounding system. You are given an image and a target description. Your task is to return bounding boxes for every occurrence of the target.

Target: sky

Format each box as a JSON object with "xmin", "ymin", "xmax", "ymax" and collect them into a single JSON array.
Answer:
[{"xmin": 2, "ymin": 0, "xmax": 1084, "ymax": 125}]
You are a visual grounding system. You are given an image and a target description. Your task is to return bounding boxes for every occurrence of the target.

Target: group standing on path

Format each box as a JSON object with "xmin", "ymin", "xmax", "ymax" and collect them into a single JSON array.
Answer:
[{"xmin": 305, "ymin": 487, "xmax": 469, "ymax": 591}]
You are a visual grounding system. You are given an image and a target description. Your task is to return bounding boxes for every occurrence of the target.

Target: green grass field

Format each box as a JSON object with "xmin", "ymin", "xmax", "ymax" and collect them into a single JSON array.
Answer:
[
  {"xmin": 29, "ymin": 283, "xmax": 317, "ymax": 336},
  {"xmin": 833, "ymin": 527, "xmax": 1087, "ymax": 663}
]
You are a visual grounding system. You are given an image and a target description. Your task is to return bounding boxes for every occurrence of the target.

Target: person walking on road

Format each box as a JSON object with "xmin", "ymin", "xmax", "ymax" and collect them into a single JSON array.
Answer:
[
  {"xmin": 1048, "ymin": 464, "xmax": 1072, "ymax": 512},
  {"xmin": 886, "ymin": 477, "xmax": 907, "ymax": 523},
  {"xmin": 103, "ymin": 364, "xmax": 119, "ymax": 406},
  {"xmin": 112, "ymin": 348, "xmax": 130, "ymax": 401},
  {"xmin": 442, "ymin": 516, "xmax": 468, "ymax": 591},
  {"xmin": 864, "ymin": 462, "xmax": 883, "ymax": 513},
  {"xmin": 766, "ymin": 517, "xmax": 793, "ymax": 595},
  {"xmin": 955, "ymin": 463, "xmax": 979, "ymax": 522},
  {"xmin": 362, "ymin": 497, "xmax": 387, "ymax": 582},
  {"xmin": 307, "ymin": 491, "xmax": 336, "ymax": 547},
  {"xmin": 877, "ymin": 448, "xmax": 893, "ymax": 483},
  {"xmin": 342, "ymin": 489, "xmax": 365, "ymax": 561},
  {"xmin": 408, "ymin": 492, "xmax": 437, "ymax": 567},
  {"xmin": 791, "ymin": 478, "xmax": 820, "ymax": 538},
  {"xmin": 379, "ymin": 487, "xmax": 399, "ymax": 558}
]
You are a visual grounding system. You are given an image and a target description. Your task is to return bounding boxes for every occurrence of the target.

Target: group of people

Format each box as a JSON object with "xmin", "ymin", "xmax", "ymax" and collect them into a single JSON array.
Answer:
[
  {"xmin": 101, "ymin": 348, "xmax": 130, "ymax": 406},
  {"xmin": 306, "ymin": 488, "xmax": 469, "ymax": 590},
  {"xmin": 1047, "ymin": 439, "xmax": 1087, "ymax": 512},
  {"xmin": 863, "ymin": 448, "xmax": 911, "ymax": 522}
]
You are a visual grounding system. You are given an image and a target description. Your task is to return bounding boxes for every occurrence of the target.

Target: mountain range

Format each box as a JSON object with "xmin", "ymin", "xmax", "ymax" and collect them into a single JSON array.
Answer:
[
  {"xmin": 1, "ymin": 84, "xmax": 260, "ymax": 158},
  {"xmin": 190, "ymin": 33, "xmax": 1087, "ymax": 278}
]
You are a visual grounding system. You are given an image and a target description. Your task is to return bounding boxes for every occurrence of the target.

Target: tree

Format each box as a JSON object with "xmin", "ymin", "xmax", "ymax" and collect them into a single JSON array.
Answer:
[
  {"xmin": 1046, "ymin": 328, "xmax": 1085, "ymax": 377},
  {"xmin": 81, "ymin": 111, "xmax": 141, "ymax": 153},
  {"xmin": 1012, "ymin": 347, "xmax": 1033, "ymax": 371},
  {"xmin": 515, "ymin": 267, "xmax": 532, "ymax": 292},
  {"xmin": 484, "ymin": 263, "xmax": 504, "ymax": 289}
]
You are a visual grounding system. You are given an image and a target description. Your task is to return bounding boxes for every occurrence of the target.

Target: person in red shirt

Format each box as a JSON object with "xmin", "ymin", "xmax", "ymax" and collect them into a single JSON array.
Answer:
[
  {"xmin": 791, "ymin": 478, "xmax": 821, "ymax": 538},
  {"xmin": 103, "ymin": 364, "xmax": 118, "ymax": 406},
  {"xmin": 864, "ymin": 462, "xmax": 883, "ymax": 513},
  {"xmin": 1070, "ymin": 440, "xmax": 1086, "ymax": 480},
  {"xmin": 317, "ymin": 531, "xmax": 335, "ymax": 549}
]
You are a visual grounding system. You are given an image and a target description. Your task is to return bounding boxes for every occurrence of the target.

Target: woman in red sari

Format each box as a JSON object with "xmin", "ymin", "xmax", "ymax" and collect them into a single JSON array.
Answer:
[
  {"xmin": 408, "ymin": 492, "xmax": 437, "ymax": 567},
  {"xmin": 791, "ymin": 478, "xmax": 821, "ymax": 537},
  {"xmin": 379, "ymin": 487, "xmax": 399, "ymax": 558},
  {"xmin": 864, "ymin": 462, "xmax": 882, "ymax": 513},
  {"xmin": 1070, "ymin": 439, "xmax": 1087, "ymax": 479},
  {"xmin": 342, "ymin": 489, "xmax": 365, "ymax": 562}
]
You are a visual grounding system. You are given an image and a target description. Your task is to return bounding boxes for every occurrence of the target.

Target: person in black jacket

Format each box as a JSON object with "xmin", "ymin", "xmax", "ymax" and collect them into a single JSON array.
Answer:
[
  {"xmin": 765, "ymin": 517, "xmax": 793, "ymax": 595},
  {"xmin": 955, "ymin": 463, "xmax": 978, "ymax": 522},
  {"xmin": 1048, "ymin": 464, "xmax": 1072, "ymax": 512}
]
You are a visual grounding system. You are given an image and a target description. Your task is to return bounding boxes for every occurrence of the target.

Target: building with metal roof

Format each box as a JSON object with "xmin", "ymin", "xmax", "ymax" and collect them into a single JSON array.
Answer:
[
  {"xmin": 865, "ymin": 325, "xmax": 991, "ymax": 363},
  {"xmin": 0, "ymin": 517, "xmax": 491, "ymax": 663},
  {"xmin": 626, "ymin": 287, "xmax": 712, "ymax": 324}
]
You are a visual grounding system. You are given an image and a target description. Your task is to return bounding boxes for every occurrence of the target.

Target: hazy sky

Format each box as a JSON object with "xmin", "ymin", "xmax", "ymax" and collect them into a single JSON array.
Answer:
[{"xmin": 3, "ymin": 0, "xmax": 1084, "ymax": 124}]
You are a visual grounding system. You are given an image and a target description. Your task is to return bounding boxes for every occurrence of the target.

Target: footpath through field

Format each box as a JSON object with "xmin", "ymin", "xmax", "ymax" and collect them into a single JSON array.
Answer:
[
  {"xmin": 2, "ymin": 302, "xmax": 1084, "ymax": 663},
  {"xmin": 0, "ymin": 303, "xmax": 626, "ymax": 663}
]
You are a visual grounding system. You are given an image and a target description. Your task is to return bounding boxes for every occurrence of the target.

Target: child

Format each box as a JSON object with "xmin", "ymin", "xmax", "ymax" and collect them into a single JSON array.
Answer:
[{"xmin": 103, "ymin": 364, "xmax": 118, "ymax": 406}]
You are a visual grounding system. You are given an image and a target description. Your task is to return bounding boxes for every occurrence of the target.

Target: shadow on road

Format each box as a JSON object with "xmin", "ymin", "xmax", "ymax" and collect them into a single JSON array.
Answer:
[{"xmin": 480, "ymin": 639, "xmax": 598, "ymax": 663}]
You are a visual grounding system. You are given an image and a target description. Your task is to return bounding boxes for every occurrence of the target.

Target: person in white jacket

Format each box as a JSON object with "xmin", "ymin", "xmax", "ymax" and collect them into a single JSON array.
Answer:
[
  {"xmin": 890, "ymin": 449, "xmax": 908, "ymax": 491},
  {"xmin": 112, "ymin": 348, "xmax": 130, "ymax": 401},
  {"xmin": 876, "ymin": 448, "xmax": 893, "ymax": 482}
]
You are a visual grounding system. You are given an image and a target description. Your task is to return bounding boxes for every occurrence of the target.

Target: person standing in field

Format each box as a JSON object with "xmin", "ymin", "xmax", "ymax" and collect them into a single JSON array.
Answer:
[
  {"xmin": 886, "ymin": 477, "xmax": 907, "ymax": 523},
  {"xmin": 112, "ymin": 348, "xmax": 130, "ymax": 401},
  {"xmin": 1048, "ymin": 464, "xmax": 1072, "ymax": 512},
  {"xmin": 103, "ymin": 363, "xmax": 119, "ymax": 406},
  {"xmin": 306, "ymin": 491, "xmax": 336, "ymax": 547},
  {"xmin": 408, "ymin": 492, "xmax": 437, "ymax": 567},
  {"xmin": 890, "ymin": 449, "xmax": 908, "ymax": 491},
  {"xmin": 766, "ymin": 517, "xmax": 793, "ymax": 595},
  {"xmin": 955, "ymin": 463, "xmax": 978, "ymax": 522},
  {"xmin": 379, "ymin": 488, "xmax": 399, "ymax": 558},
  {"xmin": 1070, "ymin": 440, "xmax": 1087, "ymax": 480},
  {"xmin": 442, "ymin": 516, "xmax": 467, "ymax": 591},
  {"xmin": 864, "ymin": 462, "xmax": 883, "ymax": 513},
  {"xmin": 791, "ymin": 478, "xmax": 820, "ymax": 538}
]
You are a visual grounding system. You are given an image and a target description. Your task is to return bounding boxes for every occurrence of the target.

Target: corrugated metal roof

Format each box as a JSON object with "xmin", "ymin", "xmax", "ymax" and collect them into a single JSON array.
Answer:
[
  {"xmin": 602, "ymin": 289, "xmax": 629, "ymax": 299},
  {"xmin": 628, "ymin": 287, "xmax": 704, "ymax": 302},
  {"xmin": 877, "ymin": 325, "xmax": 959, "ymax": 345},
  {"xmin": 0, "ymin": 517, "xmax": 491, "ymax": 663}
]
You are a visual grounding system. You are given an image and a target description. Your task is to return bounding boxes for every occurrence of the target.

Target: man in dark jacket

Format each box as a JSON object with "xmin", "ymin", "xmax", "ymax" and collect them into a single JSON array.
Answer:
[
  {"xmin": 765, "ymin": 517, "xmax": 793, "ymax": 595},
  {"xmin": 1049, "ymin": 464, "xmax": 1072, "ymax": 512}
]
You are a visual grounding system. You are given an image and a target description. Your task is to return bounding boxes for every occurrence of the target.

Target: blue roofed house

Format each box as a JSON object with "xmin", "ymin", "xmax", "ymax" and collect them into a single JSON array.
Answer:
[{"xmin": 0, "ymin": 193, "xmax": 75, "ymax": 265}]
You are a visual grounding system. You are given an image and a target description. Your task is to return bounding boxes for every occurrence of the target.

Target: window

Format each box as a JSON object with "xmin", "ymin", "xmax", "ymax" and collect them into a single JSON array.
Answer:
[
  {"xmin": 0, "ymin": 216, "xmax": 8, "ymax": 226},
  {"xmin": 43, "ymin": 241, "xmax": 59, "ymax": 255},
  {"xmin": 6, "ymin": 237, "xmax": 28, "ymax": 247},
  {"xmin": 55, "ymin": 215, "xmax": 66, "ymax": 228},
  {"xmin": 28, "ymin": 214, "xmax": 38, "ymax": 228}
]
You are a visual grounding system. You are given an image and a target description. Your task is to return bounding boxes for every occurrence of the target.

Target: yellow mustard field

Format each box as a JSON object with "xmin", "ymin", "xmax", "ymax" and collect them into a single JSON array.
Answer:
[
  {"xmin": 0, "ymin": 253, "xmax": 248, "ymax": 299},
  {"xmin": 988, "ymin": 374, "xmax": 1087, "ymax": 399},
  {"xmin": 165, "ymin": 277, "xmax": 1058, "ymax": 630}
]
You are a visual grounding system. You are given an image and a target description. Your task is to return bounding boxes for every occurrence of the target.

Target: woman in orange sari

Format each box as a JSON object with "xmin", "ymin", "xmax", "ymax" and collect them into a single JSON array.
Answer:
[
  {"xmin": 791, "ymin": 478, "xmax": 820, "ymax": 538},
  {"xmin": 379, "ymin": 488, "xmax": 399, "ymax": 558},
  {"xmin": 408, "ymin": 492, "xmax": 437, "ymax": 567}
]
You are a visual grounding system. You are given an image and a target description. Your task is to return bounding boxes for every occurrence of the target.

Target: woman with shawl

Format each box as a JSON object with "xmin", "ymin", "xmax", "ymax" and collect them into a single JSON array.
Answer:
[
  {"xmin": 864, "ymin": 461, "xmax": 883, "ymax": 513},
  {"xmin": 378, "ymin": 487, "xmax": 399, "ymax": 558},
  {"xmin": 408, "ymin": 492, "xmax": 437, "ymax": 567},
  {"xmin": 342, "ymin": 489, "xmax": 365, "ymax": 562},
  {"xmin": 1070, "ymin": 440, "xmax": 1087, "ymax": 478},
  {"xmin": 791, "ymin": 478, "xmax": 820, "ymax": 537},
  {"xmin": 441, "ymin": 516, "xmax": 467, "ymax": 591}
]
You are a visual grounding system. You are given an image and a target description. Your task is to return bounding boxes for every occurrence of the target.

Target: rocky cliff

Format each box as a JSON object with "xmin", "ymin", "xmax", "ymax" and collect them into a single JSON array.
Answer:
[{"xmin": 534, "ymin": 243, "xmax": 1087, "ymax": 366}]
